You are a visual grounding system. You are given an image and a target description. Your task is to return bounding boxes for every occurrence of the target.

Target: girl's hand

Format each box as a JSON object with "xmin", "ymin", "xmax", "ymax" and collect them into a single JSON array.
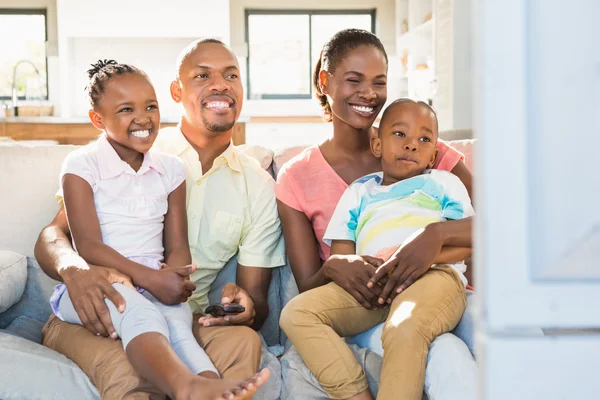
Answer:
[
  {"xmin": 368, "ymin": 226, "xmax": 444, "ymax": 304},
  {"xmin": 143, "ymin": 264, "xmax": 197, "ymax": 305},
  {"xmin": 324, "ymin": 255, "xmax": 385, "ymax": 309}
]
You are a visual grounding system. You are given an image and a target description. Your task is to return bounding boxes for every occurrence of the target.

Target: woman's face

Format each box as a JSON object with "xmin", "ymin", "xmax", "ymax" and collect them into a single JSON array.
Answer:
[{"xmin": 323, "ymin": 45, "xmax": 388, "ymax": 130}]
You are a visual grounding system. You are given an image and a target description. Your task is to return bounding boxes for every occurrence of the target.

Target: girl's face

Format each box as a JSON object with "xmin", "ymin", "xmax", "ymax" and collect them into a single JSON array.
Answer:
[
  {"xmin": 90, "ymin": 73, "xmax": 160, "ymax": 155},
  {"xmin": 322, "ymin": 45, "xmax": 388, "ymax": 130}
]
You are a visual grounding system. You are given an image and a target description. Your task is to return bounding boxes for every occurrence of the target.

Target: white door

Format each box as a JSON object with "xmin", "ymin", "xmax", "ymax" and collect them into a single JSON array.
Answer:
[{"xmin": 473, "ymin": 0, "xmax": 600, "ymax": 398}]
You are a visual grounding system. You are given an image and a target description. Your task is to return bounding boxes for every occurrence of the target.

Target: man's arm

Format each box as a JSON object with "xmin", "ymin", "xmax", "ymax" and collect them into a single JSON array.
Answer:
[
  {"xmin": 236, "ymin": 264, "xmax": 272, "ymax": 330},
  {"xmin": 34, "ymin": 206, "xmax": 130, "ymax": 338}
]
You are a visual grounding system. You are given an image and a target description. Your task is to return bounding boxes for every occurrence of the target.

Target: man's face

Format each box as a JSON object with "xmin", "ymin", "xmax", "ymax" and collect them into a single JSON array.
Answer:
[{"xmin": 172, "ymin": 43, "xmax": 243, "ymax": 134}]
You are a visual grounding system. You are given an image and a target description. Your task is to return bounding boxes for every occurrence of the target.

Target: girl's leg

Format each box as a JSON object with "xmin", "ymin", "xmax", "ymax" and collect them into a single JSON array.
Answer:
[
  {"xmin": 280, "ymin": 282, "xmax": 387, "ymax": 400},
  {"xmin": 58, "ymin": 284, "xmax": 268, "ymax": 400},
  {"xmin": 148, "ymin": 293, "xmax": 220, "ymax": 378},
  {"xmin": 378, "ymin": 266, "xmax": 466, "ymax": 400}
]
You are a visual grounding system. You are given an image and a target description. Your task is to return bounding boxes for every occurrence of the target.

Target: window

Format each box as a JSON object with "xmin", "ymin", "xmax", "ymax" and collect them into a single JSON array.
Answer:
[
  {"xmin": 245, "ymin": 9, "xmax": 375, "ymax": 100},
  {"xmin": 0, "ymin": 9, "xmax": 48, "ymax": 101}
]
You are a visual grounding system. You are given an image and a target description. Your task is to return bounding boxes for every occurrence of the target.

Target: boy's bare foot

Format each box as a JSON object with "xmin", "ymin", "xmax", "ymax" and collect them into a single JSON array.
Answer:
[{"xmin": 174, "ymin": 368, "xmax": 270, "ymax": 400}]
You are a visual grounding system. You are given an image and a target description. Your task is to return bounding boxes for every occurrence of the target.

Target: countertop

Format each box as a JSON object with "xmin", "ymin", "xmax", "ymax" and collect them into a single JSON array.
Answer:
[{"xmin": 0, "ymin": 116, "xmax": 251, "ymax": 124}]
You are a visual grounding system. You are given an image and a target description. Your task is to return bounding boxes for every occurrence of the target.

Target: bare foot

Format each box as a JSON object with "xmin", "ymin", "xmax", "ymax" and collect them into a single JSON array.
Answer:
[{"xmin": 174, "ymin": 368, "xmax": 270, "ymax": 400}]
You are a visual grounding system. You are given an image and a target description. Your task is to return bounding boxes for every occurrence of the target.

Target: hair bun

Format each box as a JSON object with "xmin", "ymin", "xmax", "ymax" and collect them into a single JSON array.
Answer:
[{"xmin": 87, "ymin": 59, "xmax": 118, "ymax": 79}]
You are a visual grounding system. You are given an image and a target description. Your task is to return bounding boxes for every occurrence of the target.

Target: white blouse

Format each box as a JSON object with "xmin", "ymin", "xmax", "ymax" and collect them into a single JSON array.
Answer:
[{"xmin": 57, "ymin": 134, "xmax": 186, "ymax": 261}]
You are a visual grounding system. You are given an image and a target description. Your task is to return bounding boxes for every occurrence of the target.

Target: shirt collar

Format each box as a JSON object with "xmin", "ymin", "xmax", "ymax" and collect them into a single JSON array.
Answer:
[
  {"xmin": 96, "ymin": 134, "xmax": 165, "ymax": 180},
  {"xmin": 172, "ymin": 128, "xmax": 241, "ymax": 173}
]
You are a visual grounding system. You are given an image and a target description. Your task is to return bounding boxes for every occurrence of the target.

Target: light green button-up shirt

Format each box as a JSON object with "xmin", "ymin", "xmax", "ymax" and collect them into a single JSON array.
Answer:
[{"xmin": 153, "ymin": 127, "xmax": 285, "ymax": 313}]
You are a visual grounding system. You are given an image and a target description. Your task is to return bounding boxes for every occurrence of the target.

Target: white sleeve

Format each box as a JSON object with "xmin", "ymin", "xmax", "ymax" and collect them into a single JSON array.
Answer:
[
  {"xmin": 323, "ymin": 183, "xmax": 362, "ymax": 245},
  {"xmin": 56, "ymin": 150, "xmax": 97, "ymax": 205},
  {"xmin": 432, "ymin": 170, "xmax": 475, "ymax": 219},
  {"xmin": 167, "ymin": 156, "xmax": 186, "ymax": 193}
]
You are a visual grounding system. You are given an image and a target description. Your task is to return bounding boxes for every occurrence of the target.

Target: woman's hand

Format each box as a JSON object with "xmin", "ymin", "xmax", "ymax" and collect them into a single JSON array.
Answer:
[
  {"xmin": 325, "ymin": 255, "xmax": 385, "ymax": 309},
  {"xmin": 368, "ymin": 226, "xmax": 444, "ymax": 304}
]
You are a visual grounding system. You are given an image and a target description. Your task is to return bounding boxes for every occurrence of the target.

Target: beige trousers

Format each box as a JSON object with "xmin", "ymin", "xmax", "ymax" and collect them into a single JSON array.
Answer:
[
  {"xmin": 280, "ymin": 265, "xmax": 466, "ymax": 400},
  {"xmin": 42, "ymin": 312, "xmax": 262, "ymax": 400}
]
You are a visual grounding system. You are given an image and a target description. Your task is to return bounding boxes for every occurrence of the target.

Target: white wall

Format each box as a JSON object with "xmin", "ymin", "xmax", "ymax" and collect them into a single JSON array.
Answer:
[
  {"xmin": 55, "ymin": 0, "xmax": 231, "ymax": 119},
  {"xmin": 433, "ymin": 0, "xmax": 472, "ymax": 131},
  {"xmin": 0, "ymin": 0, "xmax": 60, "ymax": 113}
]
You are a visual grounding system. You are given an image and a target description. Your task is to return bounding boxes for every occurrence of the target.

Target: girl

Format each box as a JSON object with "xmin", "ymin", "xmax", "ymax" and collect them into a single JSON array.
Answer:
[
  {"xmin": 49, "ymin": 59, "xmax": 266, "ymax": 400},
  {"xmin": 277, "ymin": 29, "xmax": 476, "ymax": 399}
]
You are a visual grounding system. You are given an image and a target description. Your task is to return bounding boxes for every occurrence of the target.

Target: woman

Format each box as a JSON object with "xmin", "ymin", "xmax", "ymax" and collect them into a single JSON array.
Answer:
[{"xmin": 276, "ymin": 29, "xmax": 476, "ymax": 399}]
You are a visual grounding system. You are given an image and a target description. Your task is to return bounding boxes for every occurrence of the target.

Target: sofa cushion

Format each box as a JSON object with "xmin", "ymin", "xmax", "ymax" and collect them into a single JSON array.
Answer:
[
  {"xmin": 0, "ymin": 331, "xmax": 100, "ymax": 400},
  {"xmin": 4, "ymin": 315, "xmax": 46, "ymax": 343},
  {"xmin": 238, "ymin": 144, "xmax": 274, "ymax": 172},
  {"xmin": 0, "ymin": 257, "xmax": 59, "ymax": 330},
  {"xmin": 446, "ymin": 139, "xmax": 476, "ymax": 172},
  {"xmin": 0, "ymin": 250, "xmax": 27, "ymax": 313},
  {"xmin": 272, "ymin": 146, "xmax": 309, "ymax": 177},
  {"xmin": 280, "ymin": 344, "xmax": 382, "ymax": 399},
  {"xmin": 0, "ymin": 145, "xmax": 79, "ymax": 257}
]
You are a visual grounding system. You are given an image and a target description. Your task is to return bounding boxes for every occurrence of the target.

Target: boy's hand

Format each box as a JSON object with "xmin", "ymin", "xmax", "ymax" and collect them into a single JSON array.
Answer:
[
  {"xmin": 368, "ymin": 227, "xmax": 443, "ymax": 304},
  {"xmin": 325, "ymin": 255, "xmax": 385, "ymax": 309}
]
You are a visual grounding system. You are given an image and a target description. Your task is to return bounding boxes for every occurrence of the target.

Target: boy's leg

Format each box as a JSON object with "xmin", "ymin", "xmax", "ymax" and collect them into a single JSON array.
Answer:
[
  {"xmin": 192, "ymin": 322, "xmax": 262, "ymax": 380},
  {"xmin": 150, "ymin": 295, "xmax": 220, "ymax": 377},
  {"xmin": 378, "ymin": 265, "xmax": 467, "ymax": 400},
  {"xmin": 279, "ymin": 282, "xmax": 388, "ymax": 400}
]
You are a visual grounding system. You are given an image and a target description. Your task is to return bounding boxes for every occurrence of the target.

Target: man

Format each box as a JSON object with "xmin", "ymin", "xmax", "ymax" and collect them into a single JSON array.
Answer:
[{"xmin": 35, "ymin": 38, "xmax": 285, "ymax": 399}]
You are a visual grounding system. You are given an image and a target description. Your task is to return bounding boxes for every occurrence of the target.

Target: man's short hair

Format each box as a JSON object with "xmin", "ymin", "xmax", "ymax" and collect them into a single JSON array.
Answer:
[{"xmin": 175, "ymin": 38, "xmax": 228, "ymax": 79}]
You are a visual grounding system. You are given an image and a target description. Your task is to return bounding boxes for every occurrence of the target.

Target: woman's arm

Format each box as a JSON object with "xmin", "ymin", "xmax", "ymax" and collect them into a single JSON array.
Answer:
[
  {"xmin": 278, "ymin": 201, "xmax": 382, "ymax": 308},
  {"xmin": 163, "ymin": 182, "xmax": 192, "ymax": 268},
  {"xmin": 450, "ymin": 160, "xmax": 473, "ymax": 200},
  {"xmin": 277, "ymin": 200, "xmax": 327, "ymax": 293},
  {"xmin": 436, "ymin": 246, "xmax": 472, "ymax": 264}
]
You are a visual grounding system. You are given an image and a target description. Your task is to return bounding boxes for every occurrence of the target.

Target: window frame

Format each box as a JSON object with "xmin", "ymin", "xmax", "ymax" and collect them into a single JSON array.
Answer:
[
  {"xmin": 244, "ymin": 8, "xmax": 376, "ymax": 100},
  {"xmin": 0, "ymin": 8, "xmax": 49, "ymax": 101}
]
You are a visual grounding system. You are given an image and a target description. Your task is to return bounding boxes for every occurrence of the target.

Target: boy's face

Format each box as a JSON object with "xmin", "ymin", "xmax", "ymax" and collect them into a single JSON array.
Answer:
[{"xmin": 371, "ymin": 102, "xmax": 438, "ymax": 184}]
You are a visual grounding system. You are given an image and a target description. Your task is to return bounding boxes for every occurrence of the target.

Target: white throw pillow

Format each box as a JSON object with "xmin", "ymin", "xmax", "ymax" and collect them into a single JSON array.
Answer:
[{"xmin": 0, "ymin": 250, "xmax": 27, "ymax": 313}]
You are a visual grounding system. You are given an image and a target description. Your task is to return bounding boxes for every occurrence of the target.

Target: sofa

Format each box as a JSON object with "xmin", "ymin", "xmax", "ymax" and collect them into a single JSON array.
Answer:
[{"xmin": 0, "ymin": 132, "xmax": 475, "ymax": 400}]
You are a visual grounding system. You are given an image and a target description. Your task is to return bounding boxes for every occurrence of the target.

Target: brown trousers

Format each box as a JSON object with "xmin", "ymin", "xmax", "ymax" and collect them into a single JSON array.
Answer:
[
  {"xmin": 42, "ymin": 313, "xmax": 262, "ymax": 400},
  {"xmin": 280, "ymin": 265, "xmax": 466, "ymax": 400}
]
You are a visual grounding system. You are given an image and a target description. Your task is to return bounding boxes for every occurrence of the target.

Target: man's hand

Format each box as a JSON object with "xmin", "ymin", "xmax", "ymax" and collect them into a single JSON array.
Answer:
[
  {"xmin": 62, "ymin": 264, "xmax": 134, "ymax": 339},
  {"xmin": 198, "ymin": 283, "xmax": 256, "ymax": 327},
  {"xmin": 368, "ymin": 227, "xmax": 443, "ymax": 304},
  {"xmin": 143, "ymin": 264, "xmax": 197, "ymax": 305},
  {"xmin": 325, "ymin": 254, "xmax": 384, "ymax": 309}
]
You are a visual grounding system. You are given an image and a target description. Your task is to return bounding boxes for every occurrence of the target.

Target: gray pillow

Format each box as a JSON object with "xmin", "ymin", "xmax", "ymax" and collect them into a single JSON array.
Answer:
[
  {"xmin": 0, "ymin": 257, "xmax": 59, "ymax": 329},
  {"xmin": 0, "ymin": 250, "xmax": 27, "ymax": 313},
  {"xmin": 0, "ymin": 331, "xmax": 99, "ymax": 400}
]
